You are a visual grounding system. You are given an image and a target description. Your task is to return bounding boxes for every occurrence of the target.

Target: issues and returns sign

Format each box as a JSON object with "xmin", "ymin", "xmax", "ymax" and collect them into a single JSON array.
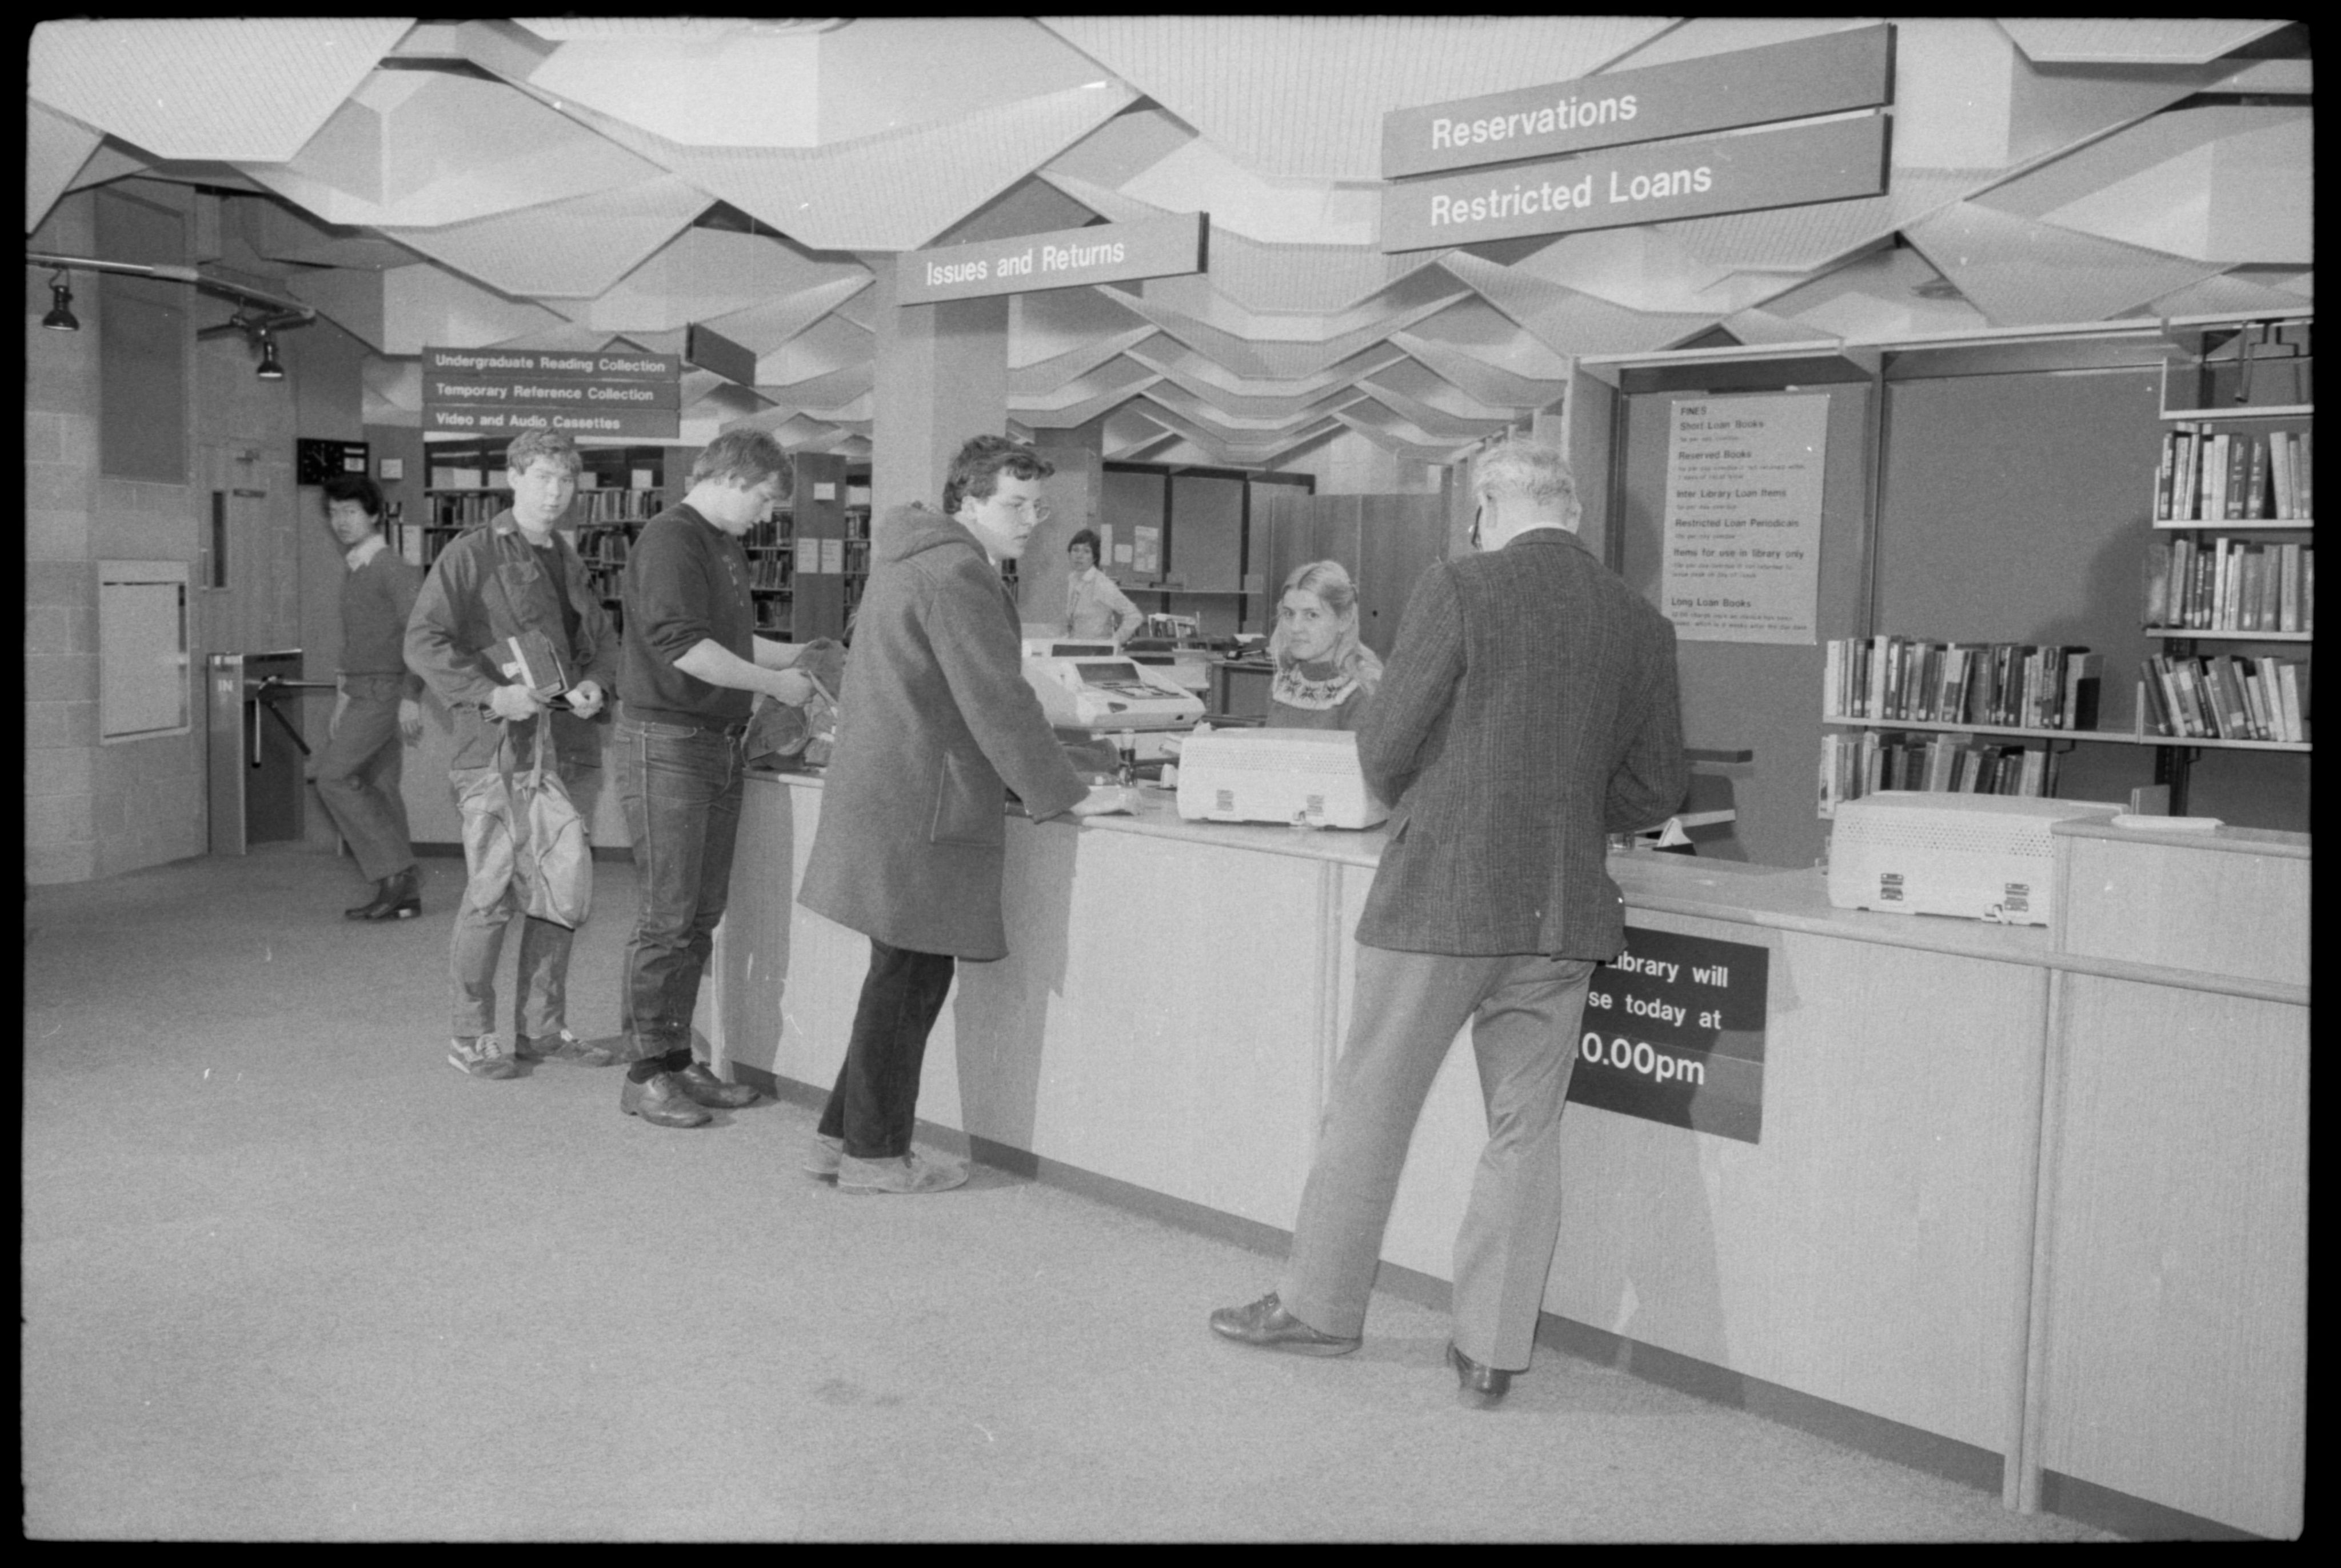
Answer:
[
  {"xmin": 898, "ymin": 213, "xmax": 1207, "ymax": 305},
  {"xmin": 1380, "ymin": 113, "xmax": 1888, "ymax": 253},
  {"xmin": 421, "ymin": 346, "xmax": 682, "ymax": 440},
  {"xmin": 1568, "ymin": 925, "xmax": 1769, "ymax": 1144}
]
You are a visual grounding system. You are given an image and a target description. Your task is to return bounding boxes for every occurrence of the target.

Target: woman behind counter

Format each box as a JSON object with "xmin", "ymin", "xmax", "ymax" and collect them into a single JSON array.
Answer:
[{"xmin": 1265, "ymin": 559, "xmax": 1383, "ymax": 730}]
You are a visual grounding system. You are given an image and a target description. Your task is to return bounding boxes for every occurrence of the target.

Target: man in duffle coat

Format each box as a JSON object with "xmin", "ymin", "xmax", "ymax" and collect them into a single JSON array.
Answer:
[{"xmin": 797, "ymin": 434, "xmax": 1129, "ymax": 1195}]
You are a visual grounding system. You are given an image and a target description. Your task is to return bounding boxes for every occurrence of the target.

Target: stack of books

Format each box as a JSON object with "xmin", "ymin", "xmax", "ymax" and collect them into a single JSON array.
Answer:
[
  {"xmin": 2139, "ymin": 654, "xmax": 2309, "ymax": 742},
  {"xmin": 2142, "ymin": 538, "xmax": 2314, "ymax": 631},
  {"xmin": 1818, "ymin": 731, "xmax": 2062, "ymax": 817},
  {"xmin": 1824, "ymin": 637, "xmax": 2103, "ymax": 730},
  {"xmin": 2156, "ymin": 425, "xmax": 2314, "ymax": 522}
]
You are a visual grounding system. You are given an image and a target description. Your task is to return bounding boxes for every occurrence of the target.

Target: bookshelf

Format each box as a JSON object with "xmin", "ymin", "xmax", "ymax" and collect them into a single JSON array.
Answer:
[{"xmin": 2135, "ymin": 315, "xmax": 2313, "ymax": 810}]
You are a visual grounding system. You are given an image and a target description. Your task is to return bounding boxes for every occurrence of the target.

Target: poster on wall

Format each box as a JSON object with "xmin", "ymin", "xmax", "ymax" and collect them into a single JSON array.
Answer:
[
  {"xmin": 1660, "ymin": 392, "xmax": 1827, "ymax": 644},
  {"xmin": 1568, "ymin": 925, "xmax": 1769, "ymax": 1144}
]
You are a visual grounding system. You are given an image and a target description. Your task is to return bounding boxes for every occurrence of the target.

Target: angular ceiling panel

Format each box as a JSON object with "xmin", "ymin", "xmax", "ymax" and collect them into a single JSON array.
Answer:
[
  {"xmin": 1665, "ymin": 167, "xmax": 1991, "ymax": 273},
  {"xmin": 1904, "ymin": 203, "xmax": 2227, "ymax": 327},
  {"xmin": 238, "ymin": 70, "xmax": 667, "ymax": 229},
  {"xmin": 1196, "ymin": 233, "xmax": 1436, "ymax": 315},
  {"xmin": 1119, "ymin": 136, "xmax": 1379, "ymax": 247},
  {"xmin": 1386, "ymin": 329, "xmax": 1570, "ymax": 411},
  {"xmin": 1009, "ymin": 328, "xmax": 1159, "ymax": 396},
  {"xmin": 1041, "ymin": 16, "xmax": 1671, "ymax": 181},
  {"xmin": 1601, "ymin": 17, "xmax": 1874, "ymax": 70},
  {"xmin": 2142, "ymin": 271, "xmax": 2322, "ymax": 321},
  {"xmin": 1012, "ymin": 290, "xmax": 1154, "ymax": 367},
  {"xmin": 1438, "ymin": 251, "xmax": 1713, "ymax": 357},
  {"xmin": 1042, "ymin": 103, "xmax": 1196, "ymax": 191},
  {"xmin": 618, "ymin": 81, "xmax": 1137, "ymax": 251},
  {"xmin": 581, "ymin": 227, "xmax": 870, "ymax": 333},
  {"xmin": 246, "ymin": 198, "xmax": 425, "ymax": 270},
  {"xmin": 27, "ymin": 101, "xmax": 105, "ymax": 233},
  {"xmin": 1754, "ymin": 247, "xmax": 1993, "ymax": 342},
  {"xmin": 375, "ymin": 260, "xmax": 575, "ymax": 356},
  {"xmin": 756, "ymin": 315, "xmax": 876, "ymax": 389},
  {"xmin": 702, "ymin": 277, "xmax": 879, "ymax": 359},
  {"xmin": 816, "ymin": 18, "xmax": 1120, "ymax": 146},
  {"xmin": 381, "ymin": 176, "xmax": 712, "ymax": 299},
  {"xmin": 525, "ymin": 34, "xmax": 822, "ymax": 147},
  {"xmin": 1998, "ymin": 18, "xmax": 2291, "ymax": 65},
  {"xmin": 29, "ymin": 18, "xmax": 414, "ymax": 163}
]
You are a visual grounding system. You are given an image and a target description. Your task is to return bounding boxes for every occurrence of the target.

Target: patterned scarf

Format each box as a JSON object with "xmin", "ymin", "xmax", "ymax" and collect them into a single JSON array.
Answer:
[{"xmin": 1271, "ymin": 656, "xmax": 1357, "ymax": 711}]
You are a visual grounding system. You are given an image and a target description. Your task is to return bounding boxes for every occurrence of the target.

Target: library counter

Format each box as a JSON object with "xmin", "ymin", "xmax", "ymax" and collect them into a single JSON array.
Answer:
[{"xmin": 701, "ymin": 771, "xmax": 2305, "ymax": 1538}]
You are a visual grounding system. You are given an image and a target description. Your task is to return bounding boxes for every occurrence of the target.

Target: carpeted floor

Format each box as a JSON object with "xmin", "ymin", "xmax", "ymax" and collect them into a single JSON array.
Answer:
[{"xmin": 22, "ymin": 847, "xmax": 2119, "ymax": 1541}]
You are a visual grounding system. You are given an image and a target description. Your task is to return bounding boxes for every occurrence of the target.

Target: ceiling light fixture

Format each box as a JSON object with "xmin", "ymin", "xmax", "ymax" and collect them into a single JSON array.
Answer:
[{"xmin": 42, "ymin": 268, "xmax": 79, "ymax": 331}]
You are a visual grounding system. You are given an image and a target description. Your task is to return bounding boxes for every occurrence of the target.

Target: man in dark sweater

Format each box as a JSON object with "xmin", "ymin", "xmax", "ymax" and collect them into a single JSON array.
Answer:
[
  {"xmin": 613, "ymin": 427, "xmax": 817, "ymax": 1129},
  {"xmin": 1212, "ymin": 437, "xmax": 1687, "ymax": 1406},
  {"xmin": 311, "ymin": 474, "xmax": 425, "ymax": 921}
]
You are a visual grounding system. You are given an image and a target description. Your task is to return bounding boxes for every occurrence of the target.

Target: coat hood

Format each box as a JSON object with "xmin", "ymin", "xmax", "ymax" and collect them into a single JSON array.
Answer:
[{"xmin": 877, "ymin": 504, "xmax": 986, "ymax": 566}]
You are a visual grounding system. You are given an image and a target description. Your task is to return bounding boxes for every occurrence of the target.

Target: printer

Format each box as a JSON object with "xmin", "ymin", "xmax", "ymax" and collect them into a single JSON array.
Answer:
[
  {"xmin": 1175, "ymin": 727, "xmax": 1388, "ymax": 830},
  {"xmin": 1021, "ymin": 647, "xmax": 1204, "ymax": 761},
  {"xmin": 1827, "ymin": 791, "xmax": 2120, "ymax": 926}
]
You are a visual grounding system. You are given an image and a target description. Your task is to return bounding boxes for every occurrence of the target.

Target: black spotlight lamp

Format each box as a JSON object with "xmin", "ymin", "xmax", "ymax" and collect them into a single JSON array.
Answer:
[
  {"xmin": 255, "ymin": 329, "xmax": 285, "ymax": 381},
  {"xmin": 42, "ymin": 269, "xmax": 78, "ymax": 331}
]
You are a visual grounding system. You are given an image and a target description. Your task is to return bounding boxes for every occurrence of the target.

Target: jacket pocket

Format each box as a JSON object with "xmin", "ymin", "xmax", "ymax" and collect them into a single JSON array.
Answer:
[{"xmin": 929, "ymin": 750, "xmax": 1004, "ymax": 848}]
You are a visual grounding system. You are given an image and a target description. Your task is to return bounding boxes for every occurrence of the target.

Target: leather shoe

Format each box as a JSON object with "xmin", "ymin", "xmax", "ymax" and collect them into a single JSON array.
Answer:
[
  {"xmin": 1208, "ymin": 1293, "xmax": 1361, "ymax": 1357},
  {"xmin": 347, "ymin": 869, "xmax": 421, "ymax": 921},
  {"xmin": 837, "ymin": 1150, "xmax": 968, "ymax": 1194},
  {"xmin": 673, "ymin": 1059, "xmax": 759, "ymax": 1109},
  {"xmin": 1447, "ymin": 1341, "xmax": 1515, "ymax": 1407},
  {"xmin": 620, "ymin": 1071, "xmax": 712, "ymax": 1129}
]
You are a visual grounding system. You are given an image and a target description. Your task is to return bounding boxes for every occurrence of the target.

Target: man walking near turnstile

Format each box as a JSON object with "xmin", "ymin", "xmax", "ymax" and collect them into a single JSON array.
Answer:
[{"xmin": 311, "ymin": 474, "xmax": 425, "ymax": 921}]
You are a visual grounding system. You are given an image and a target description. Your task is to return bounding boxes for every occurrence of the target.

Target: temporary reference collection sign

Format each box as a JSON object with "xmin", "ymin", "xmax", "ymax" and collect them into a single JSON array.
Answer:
[
  {"xmin": 422, "ymin": 346, "xmax": 682, "ymax": 440},
  {"xmin": 1570, "ymin": 926, "xmax": 1770, "ymax": 1144},
  {"xmin": 1378, "ymin": 23, "xmax": 1894, "ymax": 254},
  {"xmin": 897, "ymin": 213, "xmax": 1207, "ymax": 306},
  {"xmin": 1661, "ymin": 393, "xmax": 1828, "ymax": 645}
]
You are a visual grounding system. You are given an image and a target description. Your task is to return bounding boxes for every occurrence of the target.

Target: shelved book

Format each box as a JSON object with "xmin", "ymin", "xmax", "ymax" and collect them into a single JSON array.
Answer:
[
  {"xmin": 2137, "ymin": 653, "xmax": 2309, "ymax": 743},
  {"xmin": 2142, "ymin": 538, "xmax": 2314, "ymax": 631},
  {"xmin": 1823, "ymin": 636, "xmax": 2102, "ymax": 730},
  {"xmin": 2156, "ymin": 424, "xmax": 2313, "ymax": 522},
  {"xmin": 1817, "ymin": 730, "xmax": 2063, "ymax": 817}
]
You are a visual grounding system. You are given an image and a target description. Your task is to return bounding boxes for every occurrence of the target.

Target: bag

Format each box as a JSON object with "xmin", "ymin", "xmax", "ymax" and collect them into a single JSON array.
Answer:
[
  {"xmin": 741, "ymin": 638, "xmax": 844, "ymax": 771},
  {"xmin": 458, "ymin": 709, "xmax": 592, "ymax": 927}
]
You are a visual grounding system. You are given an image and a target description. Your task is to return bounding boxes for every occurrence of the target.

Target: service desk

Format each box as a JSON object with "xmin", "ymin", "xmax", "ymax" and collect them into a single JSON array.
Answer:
[{"xmin": 702, "ymin": 774, "xmax": 2304, "ymax": 1538}]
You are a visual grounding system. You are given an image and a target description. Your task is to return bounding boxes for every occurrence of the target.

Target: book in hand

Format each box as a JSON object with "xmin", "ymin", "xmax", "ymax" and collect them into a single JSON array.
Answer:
[{"xmin": 496, "ymin": 629, "xmax": 573, "ymax": 699}]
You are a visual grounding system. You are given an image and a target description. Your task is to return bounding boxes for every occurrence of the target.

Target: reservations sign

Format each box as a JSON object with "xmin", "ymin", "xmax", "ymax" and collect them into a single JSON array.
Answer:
[
  {"xmin": 1381, "ymin": 23, "xmax": 1894, "ymax": 179},
  {"xmin": 421, "ymin": 346, "xmax": 681, "ymax": 440},
  {"xmin": 898, "ymin": 213, "xmax": 1207, "ymax": 305},
  {"xmin": 1569, "ymin": 925, "xmax": 1769, "ymax": 1144},
  {"xmin": 1379, "ymin": 113, "xmax": 1888, "ymax": 253}
]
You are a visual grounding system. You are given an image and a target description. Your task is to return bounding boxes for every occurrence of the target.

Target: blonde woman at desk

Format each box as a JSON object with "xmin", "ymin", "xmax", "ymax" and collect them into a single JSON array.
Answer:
[
  {"xmin": 1065, "ymin": 527, "xmax": 1143, "ymax": 647},
  {"xmin": 1267, "ymin": 559, "xmax": 1383, "ymax": 730}
]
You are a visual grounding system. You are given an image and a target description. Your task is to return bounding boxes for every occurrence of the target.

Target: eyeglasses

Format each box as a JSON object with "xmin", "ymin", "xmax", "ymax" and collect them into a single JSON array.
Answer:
[
  {"xmin": 1469, "ymin": 503, "xmax": 1484, "ymax": 550},
  {"xmin": 994, "ymin": 496, "xmax": 1052, "ymax": 523}
]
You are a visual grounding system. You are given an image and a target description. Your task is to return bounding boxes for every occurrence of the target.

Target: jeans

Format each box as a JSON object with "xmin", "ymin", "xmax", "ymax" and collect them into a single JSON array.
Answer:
[
  {"xmin": 447, "ymin": 753, "xmax": 602, "ymax": 1040},
  {"xmin": 819, "ymin": 940, "xmax": 956, "ymax": 1160},
  {"xmin": 616, "ymin": 711, "xmax": 745, "ymax": 1059},
  {"xmin": 312, "ymin": 674, "xmax": 415, "ymax": 883}
]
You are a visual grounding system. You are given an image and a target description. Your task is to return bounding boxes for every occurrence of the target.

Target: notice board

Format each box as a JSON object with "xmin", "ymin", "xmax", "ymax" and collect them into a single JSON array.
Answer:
[{"xmin": 1661, "ymin": 392, "xmax": 1827, "ymax": 644}]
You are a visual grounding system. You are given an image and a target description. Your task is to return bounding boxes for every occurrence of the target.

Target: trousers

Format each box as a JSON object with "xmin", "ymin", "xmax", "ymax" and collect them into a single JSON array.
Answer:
[
  {"xmin": 312, "ymin": 674, "xmax": 415, "ymax": 883},
  {"xmin": 818, "ymin": 940, "xmax": 956, "ymax": 1161},
  {"xmin": 614, "ymin": 712, "xmax": 745, "ymax": 1057},
  {"xmin": 446, "ymin": 716, "xmax": 602, "ymax": 1039},
  {"xmin": 1280, "ymin": 946, "xmax": 1595, "ymax": 1373}
]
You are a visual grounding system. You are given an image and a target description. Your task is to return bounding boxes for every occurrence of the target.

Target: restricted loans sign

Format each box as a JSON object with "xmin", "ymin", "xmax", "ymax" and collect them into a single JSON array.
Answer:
[
  {"xmin": 1661, "ymin": 392, "xmax": 1827, "ymax": 644},
  {"xmin": 1381, "ymin": 23, "xmax": 1893, "ymax": 179},
  {"xmin": 1569, "ymin": 926, "xmax": 1769, "ymax": 1143},
  {"xmin": 898, "ymin": 213, "xmax": 1207, "ymax": 305},
  {"xmin": 1380, "ymin": 113, "xmax": 1888, "ymax": 253},
  {"xmin": 421, "ymin": 345, "xmax": 681, "ymax": 440}
]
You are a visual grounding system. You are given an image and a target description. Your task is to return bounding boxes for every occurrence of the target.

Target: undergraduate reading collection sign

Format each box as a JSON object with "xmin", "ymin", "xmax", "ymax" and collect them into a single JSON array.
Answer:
[
  {"xmin": 1378, "ymin": 23, "xmax": 1893, "ymax": 253},
  {"xmin": 1661, "ymin": 393, "xmax": 1828, "ymax": 645},
  {"xmin": 1571, "ymin": 926, "xmax": 1769, "ymax": 1144},
  {"xmin": 421, "ymin": 346, "xmax": 681, "ymax": 440},
  {"xmin": 898, "ymin": 213, "xmax": 1207, "ymax": 305}
]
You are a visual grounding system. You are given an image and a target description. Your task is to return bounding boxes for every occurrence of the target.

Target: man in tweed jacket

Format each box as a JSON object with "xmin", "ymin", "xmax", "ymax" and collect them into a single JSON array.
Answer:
[{"xmin": 1213, "ymin": 438, "xmax": 1687, "ymax": 1406}]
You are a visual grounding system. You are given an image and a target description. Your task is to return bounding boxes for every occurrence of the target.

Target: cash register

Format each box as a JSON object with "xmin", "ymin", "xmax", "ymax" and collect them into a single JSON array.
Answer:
[{"xmin": 1021, "ymin": 639, "xmax": 1205, "ymax": 761}]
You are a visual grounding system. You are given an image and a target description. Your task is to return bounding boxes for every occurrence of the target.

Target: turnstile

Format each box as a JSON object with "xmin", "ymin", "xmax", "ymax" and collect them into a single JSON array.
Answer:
[{"xmin": 206, "ymin": 651, "xmax": 333, "ymax": 854}]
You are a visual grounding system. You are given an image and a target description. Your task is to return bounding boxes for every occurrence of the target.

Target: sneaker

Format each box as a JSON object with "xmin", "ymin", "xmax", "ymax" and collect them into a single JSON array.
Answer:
[
  {"xmin": 449, "ymin": 1033, "xmax": 520, "ymax": 1080},
  {"xmin": 804, "ymin": 1134, "xmax": 844, "ymax": 1178},
  {"xmin": 837, "ymin": 1149, "xmax": 969, "ymax": 1195},
  {"xmin": 516, "ymin": 1029, "xmax": 622, "ymax": 1067}
]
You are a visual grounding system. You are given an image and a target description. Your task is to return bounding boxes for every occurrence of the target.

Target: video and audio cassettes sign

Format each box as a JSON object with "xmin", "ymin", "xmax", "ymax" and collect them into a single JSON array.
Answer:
[{"xmin": 421, "ymin": 346, "xmax": 682, "ymax": 440}]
